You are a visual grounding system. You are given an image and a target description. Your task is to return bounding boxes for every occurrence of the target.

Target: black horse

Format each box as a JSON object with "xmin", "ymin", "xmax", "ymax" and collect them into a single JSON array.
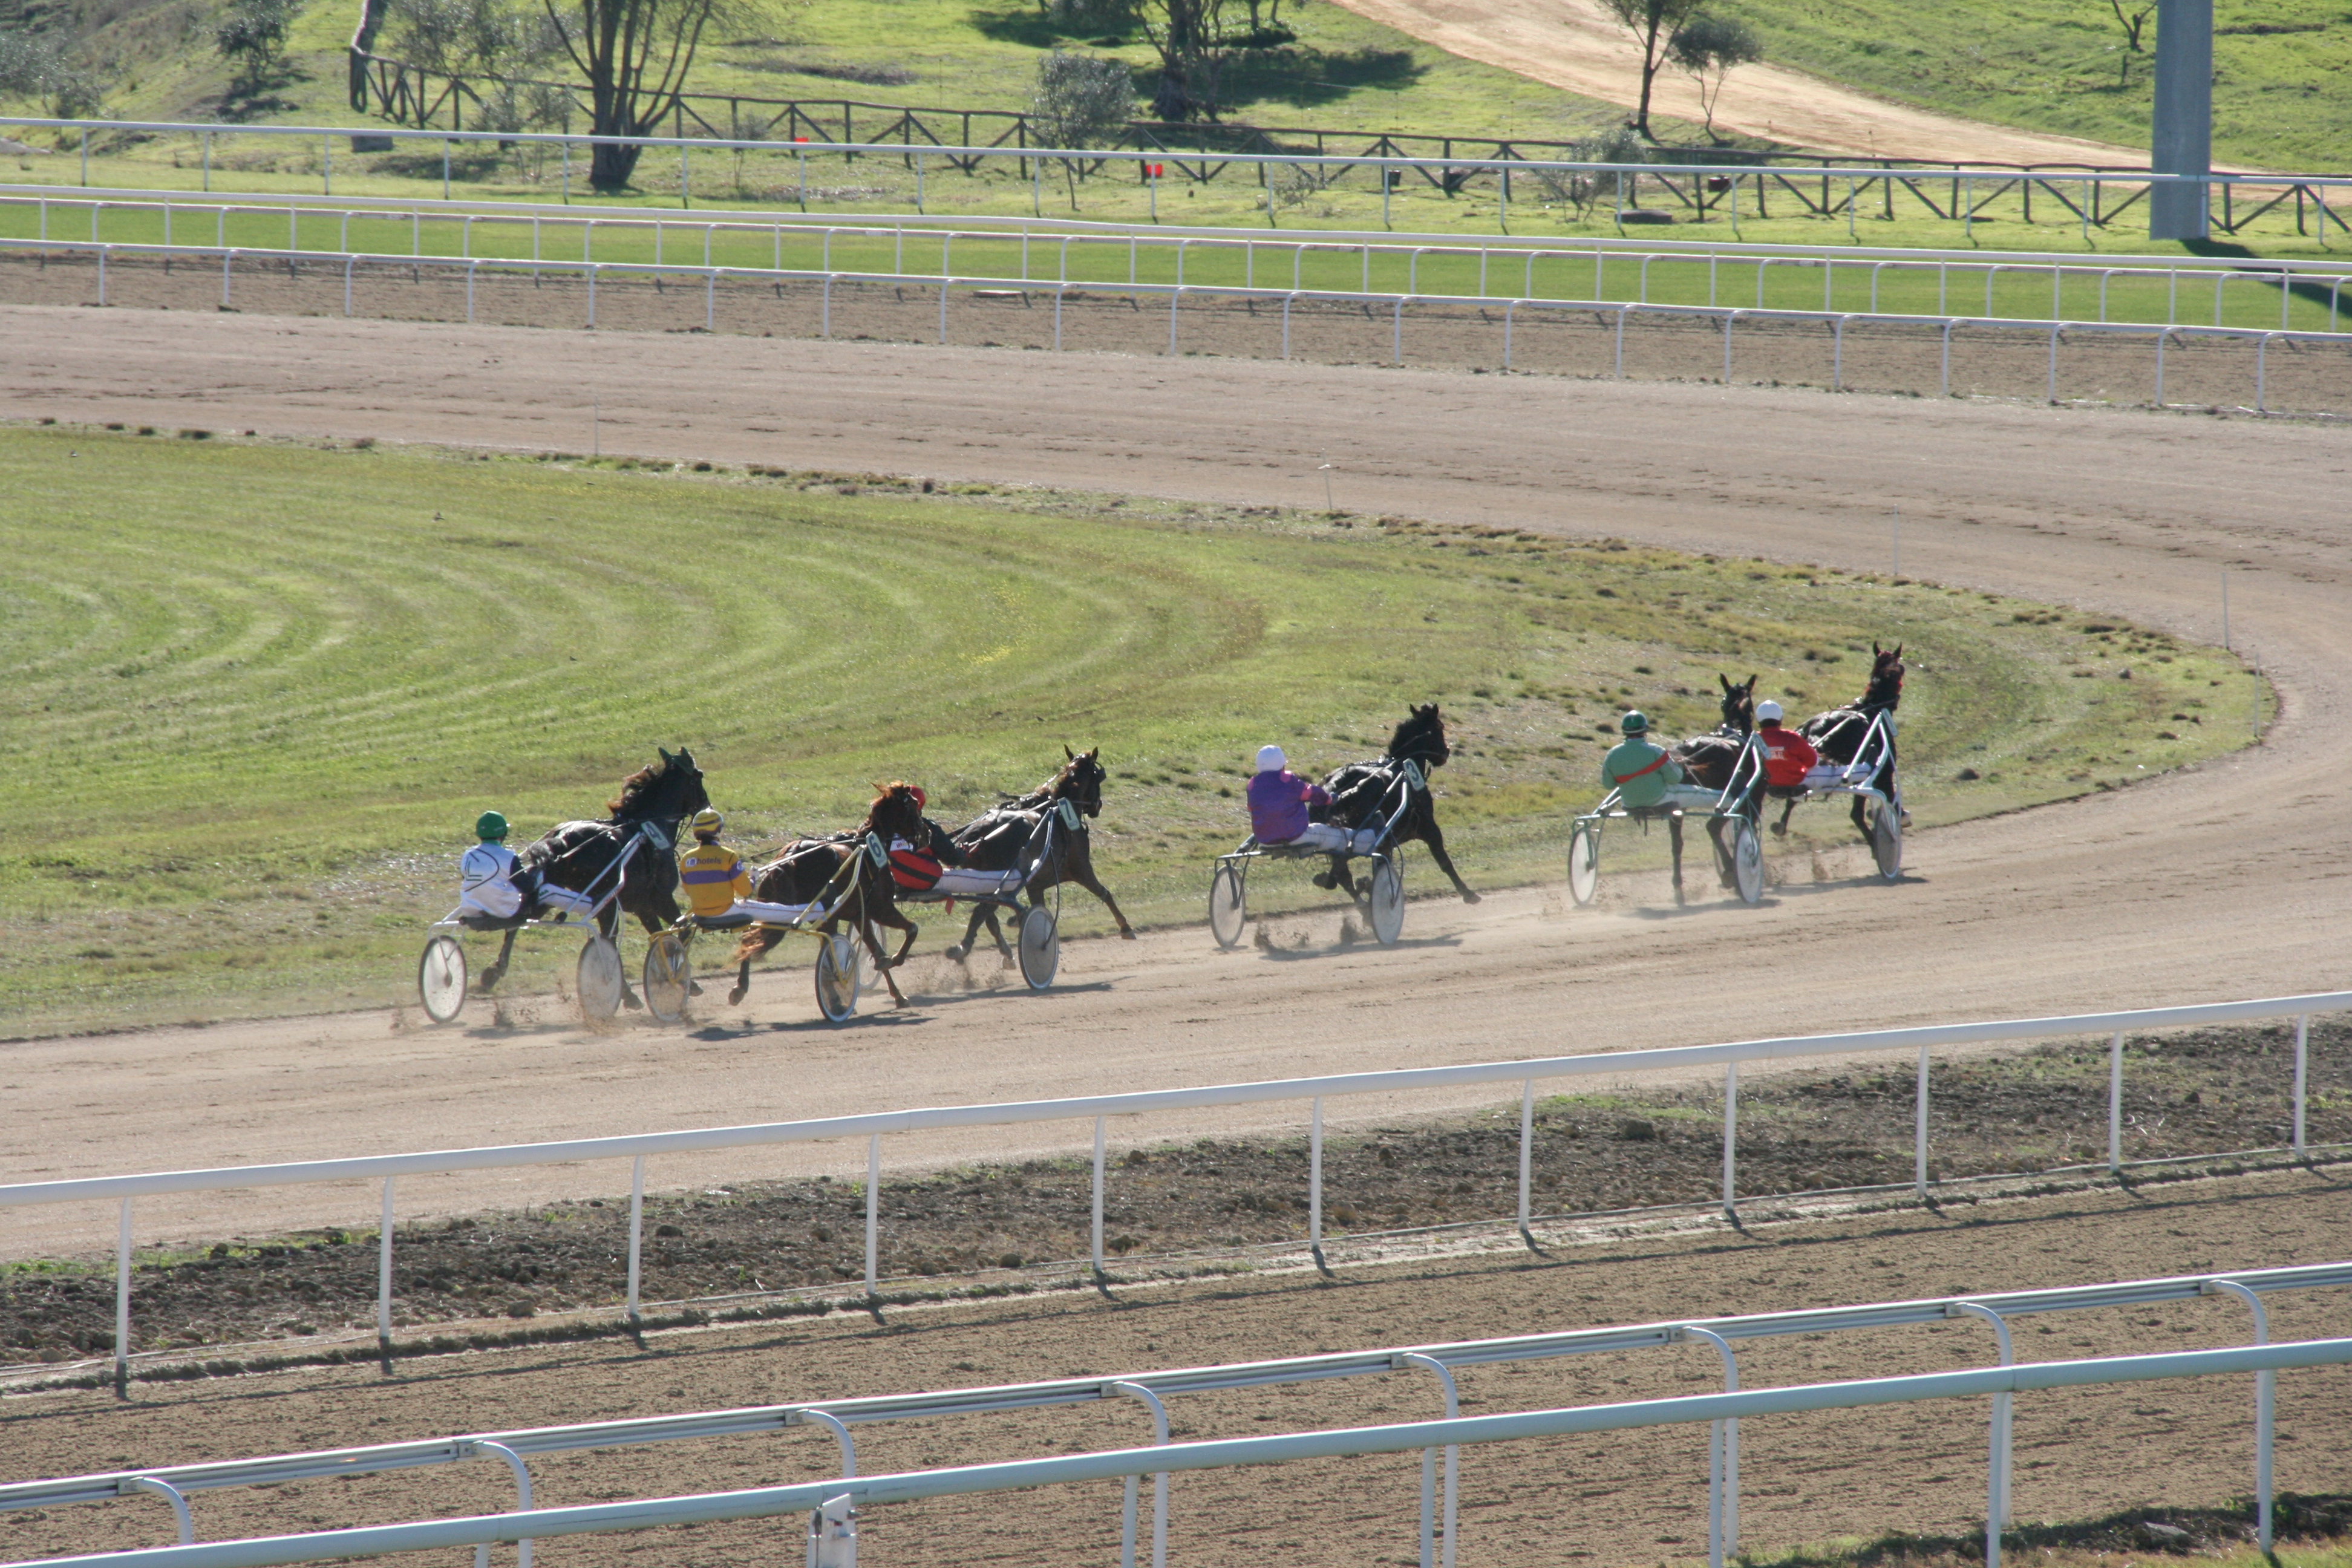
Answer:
[
  {"xmin": 1676, "ymin": 674, "xmax": 1759, "ymax": 792},
  {"xmin": 944, "ymin": 746, "xmax": 1137, "ymax": 965},
  {"xmin": 493, "ymin": 746, "xmax": 710, "ymax": 1004},
  {"xmin": 728, "ymin": 783, "xmax": 930, "ymax": 1008},
  {"xmin": 1780, "ymin": 643, "xmax": 1905, "ymax": 840},
  {"xmin": 1312, "ymin": 704, "xmax": 1480, "ymax": 904}
]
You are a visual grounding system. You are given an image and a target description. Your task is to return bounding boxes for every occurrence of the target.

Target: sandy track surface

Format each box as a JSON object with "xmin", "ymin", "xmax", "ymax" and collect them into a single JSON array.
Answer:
[
  {"xmin": 4, "ymin": 1169, "xmax": 2348, "ymax": 1565},
  {"xmin": 1326, "ymin": 0, "xmax": 2141, "ymax": 165},
  {"xmin": 2, "ymin": 305, "xmax": 2350, "ymax": 1259}
]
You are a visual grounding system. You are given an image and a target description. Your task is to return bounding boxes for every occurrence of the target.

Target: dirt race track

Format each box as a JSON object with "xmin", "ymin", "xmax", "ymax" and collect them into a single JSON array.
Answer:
[{"xmin": 1, "ymin": 298, "xmax": 2350, "ymax": 1557}]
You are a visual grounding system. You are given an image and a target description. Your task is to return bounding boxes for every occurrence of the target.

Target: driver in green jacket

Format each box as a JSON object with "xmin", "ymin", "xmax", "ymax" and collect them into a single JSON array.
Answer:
[{"xmin": 1600, "ymin": 711, "xmax": 1684, "ymax": 808}]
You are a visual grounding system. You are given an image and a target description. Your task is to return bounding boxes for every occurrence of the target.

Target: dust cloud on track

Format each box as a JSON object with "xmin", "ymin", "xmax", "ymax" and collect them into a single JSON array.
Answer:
[{"xmin": 2, "ymin": 304, "xmax": 2348, "ymax": 1258}]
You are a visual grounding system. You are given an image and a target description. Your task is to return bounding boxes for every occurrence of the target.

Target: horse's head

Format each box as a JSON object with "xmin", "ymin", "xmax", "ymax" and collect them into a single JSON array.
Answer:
[
  {"xmin": 1863, "ymin": 643, "xmax": 1906, "ymax": 710},
  {"xmin": 1387, "ymin": 704, "xmax": 1451, "ymax": 771},
  {"xmin": 1047, "ymin": 744, "xmax": 1108, "ymax": 818},
  {"xmin": 866, "ymin": 780, "xmax": 928, "ymax": 846},
  {"xmin": 1718, "ymin": 674, "xmax": 1759, "ymax": 734},
  {"xmin": 608, "ymin": 746, "xmax": 710, "ymax": 826}
]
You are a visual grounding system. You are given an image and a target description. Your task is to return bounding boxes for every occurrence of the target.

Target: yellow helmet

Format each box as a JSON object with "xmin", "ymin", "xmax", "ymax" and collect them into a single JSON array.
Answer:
[{"xmin": 690, "ymin": 808, "xmax": 723, "ymax": 840}]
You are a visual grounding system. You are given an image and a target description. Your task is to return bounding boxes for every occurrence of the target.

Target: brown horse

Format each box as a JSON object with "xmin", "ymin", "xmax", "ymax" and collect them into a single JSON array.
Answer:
[
  {"xmin": 1779, "ymin": 643, "xmax": 1905, "ymax": 840},
  {"xmin": 1676, "ymin": 675, "xmax": 1758, "ymax": 792},
  {"xmin": 945, "ymin": 746, "xmax": 1137, "ymax": 965},
  {"xmin": 727, "ymin": 783, "xmax": 929, "ymax": 1008}
]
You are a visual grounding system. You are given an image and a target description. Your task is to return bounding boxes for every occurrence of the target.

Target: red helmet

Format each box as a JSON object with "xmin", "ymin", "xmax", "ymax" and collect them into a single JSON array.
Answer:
[{"xmin": 910, "ymin": 785, "xmax": 927, "ymax": 811}]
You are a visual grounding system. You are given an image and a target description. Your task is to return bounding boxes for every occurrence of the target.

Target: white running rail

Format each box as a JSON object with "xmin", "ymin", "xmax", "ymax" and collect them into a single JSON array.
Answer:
[
  {"xmin": 2, "ymin": 991, "xmax": 2345, "ymax": 1394},
  {"xmin": 9, "ymin": 1261, "xmax": 2344, "ymax": 1568},
  {"xmin": 5, "ymin": 1337, "xmax": 2349, "ymax": 1568}
]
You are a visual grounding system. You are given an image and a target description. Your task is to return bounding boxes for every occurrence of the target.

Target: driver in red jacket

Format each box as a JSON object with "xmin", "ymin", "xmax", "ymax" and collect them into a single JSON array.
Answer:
[{"xmin": 1756, "ymin": 701, "xmax": 1820, "ymax": 831}]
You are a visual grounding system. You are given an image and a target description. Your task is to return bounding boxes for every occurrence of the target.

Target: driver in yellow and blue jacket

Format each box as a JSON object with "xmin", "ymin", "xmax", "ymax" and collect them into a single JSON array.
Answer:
[{"xmin": 678, "ymin": 808, "xmax": 752, "ymax": 920}]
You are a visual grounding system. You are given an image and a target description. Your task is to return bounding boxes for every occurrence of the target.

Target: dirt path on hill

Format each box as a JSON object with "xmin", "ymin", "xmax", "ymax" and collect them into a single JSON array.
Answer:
[
  {"xmin": 2, "ymin": 304, "xmax": 2350, "ymax": 1266},
  {"xmin": 3, "ymin": 1168, "xmax": 2348, "ymax": 1567},
  {"xmin": 1325, "ymin": 0, "xmax": 2143, "ymax": 166}
]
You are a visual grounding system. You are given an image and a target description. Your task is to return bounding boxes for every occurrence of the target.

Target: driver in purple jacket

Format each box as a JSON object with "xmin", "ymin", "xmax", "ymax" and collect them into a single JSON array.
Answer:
[{"xmin": 1246, "ymin": 745, "xmax": 1352, "ymax": 851}]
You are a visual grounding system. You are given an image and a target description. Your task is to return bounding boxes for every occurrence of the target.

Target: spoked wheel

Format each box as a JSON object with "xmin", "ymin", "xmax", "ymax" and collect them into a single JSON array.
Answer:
[
  {"xmin": 1730, "ymin": 817, "xmax": 1765, "ymax": 906},
  {"xmin": 1207, "ymin": 863, "xmax": 1247, "ymax": 949},
  {"xmin": 576, "ymin": 935, "xmax": 624, "ymax": 1023},
  {"xmin": 1566, "ymin": 822, "xmax": 1601, "ymax": 907},
  {"xmin": 418, "ymin": 935, "xmax": 467, "ymax": 1024},
  {"xmin": 641, "ymin": 931, "xmax": 691, "ymax": 1024},
  {"xmin": 1017, "ymin": 904, "xmax": 1060, "ymax": 990},
  {"xmin": 1367, "ymin": 855, "xmax": 1405, "ymax": 947},
  {"xmin": 813, "ymin": 932, "xmax": 860, "ymax": 1023},
  {"xmin": 1867, "ymin": 796, "xmax": 1904, "ymax": 881}
]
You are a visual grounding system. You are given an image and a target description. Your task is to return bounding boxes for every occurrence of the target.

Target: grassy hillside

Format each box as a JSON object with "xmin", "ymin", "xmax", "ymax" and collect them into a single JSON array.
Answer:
[
  {"xmin": 1731, "ymin": 0, "xmax": 2352, "ymax": 172},
  {"xmin": 0, "ymin": 423, "xmax": 2261, "ymax": 1033}
]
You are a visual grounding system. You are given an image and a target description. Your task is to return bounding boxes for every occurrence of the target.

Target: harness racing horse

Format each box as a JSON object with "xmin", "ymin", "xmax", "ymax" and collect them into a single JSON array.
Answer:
[
  {"xmin": 505, "ymin": 747, "xmax": 710, "ymax": 1005},
  {"xmin": 1779, "ymin": 643, "xmax": 1906, "ymax": 840},
  {"xmin": 728, "ymin": 783, "xmax": 929, "ymax": 1008},
  {"xmin": 1673, "ymin": 674, "xmax": 1759, "ymax": 889},
  {"xmin": 1312, "ymin": 704, "xmax": 1481, "ymax": 905},
  {"xmin": 944, "ymin": 746, "xmax": 1137, "ymax": 965}
]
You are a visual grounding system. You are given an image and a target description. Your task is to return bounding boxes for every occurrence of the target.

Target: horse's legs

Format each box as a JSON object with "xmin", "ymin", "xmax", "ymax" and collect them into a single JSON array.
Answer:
[
  {"xmin": 1327, "ymin": 855, "xmax": 1362, "ymax": 900},
  {"xmin": 1774, "ymin": 797, "xmax": 1798, "ymax": 837},
  {"xmin": 945, "ymin": 905, "xmax": 985, "ymax": 964},
  {"xmin": 1070, "ymin": 866, "xmax": 1136, "ymax": 938},
  {"xmin": 600, "ymin": 906, "xmax": 644, "ymax": 1010},
  {"xmin": 728, "ymin": 929, "xmax": 785, "ymax": 1007},
  {"xmin": 729, "ymin": 957, "xmax": 753, "ymax": 1007},
  {"xmin": 480, "ymin": 927, "xmax": 520, "ymax": 990},
  {"xmin": 1417, "ymin": 814, "xmax": 1481, "ymax": 904},
  {"xmin": 1669, "ymin": 815, "xmax": 1687, "ymax": 906},
  {"xmin": 1707, "ymin": 817, "xmax": 1737, "ymax": 889},
  {"xmin": 1850, "ymin": 793, "xmax": 1871, "ymax": 840}
]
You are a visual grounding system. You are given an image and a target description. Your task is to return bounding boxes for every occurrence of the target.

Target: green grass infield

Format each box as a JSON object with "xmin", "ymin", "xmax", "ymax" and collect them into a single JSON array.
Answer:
[{"xmin": 0, "ymin": 424, "xmax": 2266, "ymax": 1033}]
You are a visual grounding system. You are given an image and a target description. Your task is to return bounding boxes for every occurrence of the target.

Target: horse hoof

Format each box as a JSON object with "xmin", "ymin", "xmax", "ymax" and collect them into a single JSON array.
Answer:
[
  {"xmin": 727, "ymin": 984, "xmax": 748, "ymax": 1006},
  {"xmin": 1310, "ymin": 873, "xmax": 1336, "ymax": 890},
  {"xmin": 1460, "ymin": 889, "xmax": 1482, "ymax": 905},
  {"xmin": 1770, "ymin": 822, "xmax": 1788, "ymax": 837},
  {"xmin": 1119, "ymin": 929, "xmax": 1137, "ymax": 941},
  {"xmin": 621, "ymin": 991, "xmax": 643, "ymax": 1011},
  {"xmin": 944, "ymin": 945, "xmax": 967, "ymax": 963}
]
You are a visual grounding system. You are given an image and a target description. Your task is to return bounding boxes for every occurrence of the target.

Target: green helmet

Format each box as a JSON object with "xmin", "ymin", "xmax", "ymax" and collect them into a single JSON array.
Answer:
[
  {"xmin": 1619, "ymin": 711, "xmax": 1649, "ymax": 735},
  {"xmin": 475, "ymin": 810, "xmax": 510, "ymax": 841}
]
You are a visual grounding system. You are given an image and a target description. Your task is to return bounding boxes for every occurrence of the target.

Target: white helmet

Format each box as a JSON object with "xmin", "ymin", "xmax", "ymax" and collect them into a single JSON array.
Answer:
[
  {"xmin": 1755, "ymin": 700, "xmax": 1784, "ymax": 722},
  {"xmin": 1255, "ymin": 744, "xmax": 1287, "ymax": 773}
]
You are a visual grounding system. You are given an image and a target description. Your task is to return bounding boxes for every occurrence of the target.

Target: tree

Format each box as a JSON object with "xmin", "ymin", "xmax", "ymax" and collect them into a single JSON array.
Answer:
[
  {"xmin": 540, "ymin": 0, "xmax": 769, "ymax": 189},
  {"xmin": 214, "ymin": 0, "xmax": 300, "ymax": 96},
  {"xmin": 1031, "ymin": 50, "xmax": 1134, "ymax": 209},
  {"xmin": 1667, "ymin": 13, "xmax": 1760, "ymax": 142},
  {"xmin": 2102, "ymin": 0, "xmax": 2154, "ymax": 85},
  {"xmin": 1135, "ymin": 0, "xmax": 1235, "ymax": 120},
  {"xmin": 0, "ymin": 32, "xmax": 106, "ymax": 118},
  {"xmin": 1598, "ymin": 0, "xmax": 1704, "ymax": 138}
]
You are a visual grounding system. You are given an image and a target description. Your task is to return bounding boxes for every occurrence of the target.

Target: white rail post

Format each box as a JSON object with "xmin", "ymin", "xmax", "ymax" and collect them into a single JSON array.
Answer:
[
  {"xmin": 800, "ymin": 1408, "xmax": 858, "ymax": 1478},
  {"xmin": 201, "ymin": 131, "xmax": 211, "ymax": 191},
  {"xmin": 587, "ymin": 263, "xmax": 598, "ymax": 329},
  {"xmin": 1091, "ymin": 1115, "xmax": 1108, "ymax": 1278},
  {"xmin": 1516, "ymin": 1078, "xmax": 1537, "ymax": 1249},
  {"xmin": 2256, "ymin": 332, "xmax": 2269, "ymax": 413},
  {"xmin": 1722, "ymin": 310, "xmax": 1737, "ymax": 385},
  {"xmin": 473, "ymin": 1440, "xmax": 535, "ymax": 1568},
  {"xmin": 113, "ymin": 1197, "xmax": 132, "ymax": 1396},
  {"xmin": 1941, "ymin": 319, "xmax": 1953, "ymax": 396},
  {"xmin": 938, "ymin": 275, "xmax": 948, "ymax": 344},
  {"xmin": 1393, "ymin": 296, "xmax": 1405, "ymax": 365},
  {"xmin": 345, "ymin": 255, "xmax": 354, "ymax": 316},
  {"xmin": 705, "ymin": 269, "xmax": 715, "ymax": 333},
  {"xmin": 1399, "ymin": 1354, "xmax": 1461, "ymax": 1568},
  {"xmin": 1111, "ymin": 1382, "xmax": 1170, "ymax": 1568},
  {"xmin": 1721, "ymin": 1062, "xmax": 1738, "ymax": 1218},
  {"xmin": 377, "ymin": 1177, "xmax": 396, "ymax": 1372},
  {"xmin": 2201, "ymin": 1279, "xmax": 2273, "ymax": 1550},
  {"xmin": 1949, "ymin": 1301, "xmax": 2014, "ymax": 1557},
  {"xmin": 1054, "ymin": 283, "xmax": 1065, "ymax": 351},
  {"xmin": 125, "ymin": 1477, "xmax": 194, "ymax": 1544},
  {"xmin": 96, "ymin": 246, "xmax": 107, "ymax": 307},
  {"xmin": 2293, "ymin": 1014, "xmax": 2308, "ymax": 1152},
  {"xmin": 1309, "ymin": 1096, "xmax": 1327, "ymax": 1271},
  {"xmin": 1615, "ymin": 304, "xmax": 1628, "ymax": 379},
  {"xmin": 1915, "ymin": 1045, "xmax": 1931, "ymax": 1196},
  {"xmin": 1679, "ymin": 1326, "xmax": 1740, "ymax": 1566},
  {"xmin": 626, "ymin": 1154, "xmax": 645, "ymax": 1327},
  {"xmin": 2047, "ymin": 323, "xmax": 2061, "ymax": 403},
  {"xmin": 2155, "ymin": 327, "xmax": 2167, "ymax": 406},
  {"xmin": 864, "ymin": 1133, "xmax": 881, "ymax": 1299},
  {"xmin": 1167, "ymin": 289, "xmax": 1180, "ymax": 356},
  {"xmin": 221, "ymin": 249, "xmax": 232, "ymax": 309},
  {"xmin": 1282, "ymin": 293, "xmax": 1293, "ymax": 359},
  {"xmin": 1502, "ymin": 299, "xmax": 1514, "ymax": 371},
  {"xmin": 466, "ymin": 260, "xmax": 476, "ymax": 324},
  {"xmin": 2107, "ymin": 1031, "xmax": 2125, "ymax": 1174}
]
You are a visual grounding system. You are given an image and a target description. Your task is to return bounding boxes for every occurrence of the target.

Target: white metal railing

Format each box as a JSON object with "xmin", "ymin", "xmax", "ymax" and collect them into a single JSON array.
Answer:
[
  {"xmin": 8, "ymin": 187, "xmax": 2349, "ymax": 334},
  {"xmin": 10, "ymin": 1261, "xmax": 2344, "ymax": 1568},
  {"xmin": 2, "ymin": 990, "xmax": 2344, "ymax": 1395},
  {"xmin": 8, "ymin": 239, "xmax": 2347, "ymax": 416},
  {"xmin": 5, "ymin": 1336, "xmax": 2348, "ymax": 1568}
]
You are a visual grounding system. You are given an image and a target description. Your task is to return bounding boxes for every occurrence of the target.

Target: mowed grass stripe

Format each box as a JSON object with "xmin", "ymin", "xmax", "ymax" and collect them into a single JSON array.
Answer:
[{"xmin": 0, "ymin": 426, "xmax": 2261, "ymax": 1031}]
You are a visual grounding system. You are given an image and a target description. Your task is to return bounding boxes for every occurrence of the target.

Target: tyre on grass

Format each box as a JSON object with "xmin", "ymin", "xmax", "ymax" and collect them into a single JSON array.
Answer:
[{"xmin": 419, "ymin": 935, "xmax": 467, "ymax": 1024}]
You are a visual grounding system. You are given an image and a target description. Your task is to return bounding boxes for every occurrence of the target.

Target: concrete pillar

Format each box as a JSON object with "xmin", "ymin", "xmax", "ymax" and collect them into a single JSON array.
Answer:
[{"xmin": 2148, "ymin": 0, "xmax": 2212, "ymax": 241}]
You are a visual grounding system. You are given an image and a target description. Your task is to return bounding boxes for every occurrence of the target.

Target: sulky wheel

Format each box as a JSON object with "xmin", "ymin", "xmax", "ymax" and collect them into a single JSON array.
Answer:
[
  {"xmin": 418, "ymin": 935, "xmax": 468, "ymax": 1024},
  {"xmin": 1017, "ymin": 904, "xmax": 1060, "ymax": 991},
  {"xmin": 813, "ymin": 931, "xmax": 860, "ymax": 1023},
  {"xmin": 1207, "ymin": 863, "xmax": 1247, "ymax": 949},
  {"xmin": 1367, "ymin": 855, "xmax": 1405, "ymax": 947},
  {"xmin": 1566, "ymin": 822, "xmax": 1601, "ymax": 908},
  {"xmin": 1730, "ymin": 817, "xmax": 1765, "ymax": 906},
  {"xmin": 641, "ymin": 930, "xmax": 691, "ymax": 1024},
  {"xmin": 1868, "ymin": 797, "xmax": 1903, "ymax": 881},
  {"xmin": 576, "ymin": 935, "xmax": 624, "ymax": 1024}
]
